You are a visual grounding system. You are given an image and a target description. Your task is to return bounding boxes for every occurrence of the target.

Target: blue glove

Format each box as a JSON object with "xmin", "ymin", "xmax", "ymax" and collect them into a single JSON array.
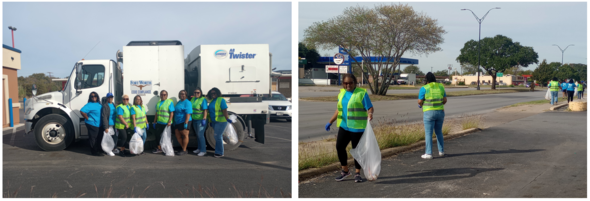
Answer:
[
  {"xmin": 419, "ymin": 105, "xmax": 422, "ymax": 108},
  {"xmin": 325, "ymin": 123, "xmax": 332, "ymax": 131},
  {"xmin": 134, "ymin": 127, "xmax": 140, "ymax": 133},
  {"xmin": 228, "ymin": 119, "xmax": 233, "ymax": 124},
  {"xmin": 184, "ymin": 123, "xmax": 188, "ymax": 129},
  {"xmin": 201, "ymin": 120, "xmax": 207, "ymax": 127},
  {"xmin": 146, "ymin": 124, "xmax": 149, "ymax": 130}
]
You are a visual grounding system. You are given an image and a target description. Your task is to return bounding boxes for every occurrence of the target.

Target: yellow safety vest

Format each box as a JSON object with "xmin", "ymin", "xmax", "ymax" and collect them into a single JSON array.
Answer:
[
  {"xmin": 423, "ymin": 82, "xmax": 445, "ymax": 112},
  {"xmin": 213, "ymin": 97, "xmax": 227, "ymax": 122},
  {"xmin": 156, "ymin": 99, "xmax": 173, "ymax": 123},
  {"xmin": 132, "ymin": 105, "xmax": 147, "ymax": 129},
  {"xmin": 115, "ymin": 104, "xmax": 131, "ymax": 129},
  {"xmin": 191, "ymin": 97, "xmax": 206, "ymax": 120},
  {"xmin": 550, "ymin": 81, "xmax": 560, "ymax": 91},
  {"xmin": 336, "ymin": 87, "xmax": 368, "ymax": 129}
]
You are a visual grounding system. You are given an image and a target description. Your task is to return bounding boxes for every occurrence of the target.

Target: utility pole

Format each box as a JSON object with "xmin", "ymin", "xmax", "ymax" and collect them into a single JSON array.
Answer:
[
  {"xmin": 47, "ymin": 72, "xmax": 53, "ymax": 79},
  {"xmin": 8, "ymin": 26, "xmax": 16, "ymax": 48},
  {"xmin": 553, "ymin": 44, "xmax": 574, "ymax": 65}
]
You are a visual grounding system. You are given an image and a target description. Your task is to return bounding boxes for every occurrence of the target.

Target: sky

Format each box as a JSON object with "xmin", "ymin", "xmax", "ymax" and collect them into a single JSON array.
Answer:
[
  {"xmin": 299, "ymin": 2, "xmax": 587, "ymax": 74},
  {"xmin": 3, "ymin": 2, "xmax": 291, "ymax": 78}
]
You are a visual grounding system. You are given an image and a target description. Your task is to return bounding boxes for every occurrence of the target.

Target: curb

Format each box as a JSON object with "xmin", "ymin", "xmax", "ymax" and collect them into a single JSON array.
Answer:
[
  {"xmin": 550, "ymin": 103, "xmax": 569, "ymax": 110},
  {"xmin": 298, "ymin": 127, "xmax": 482, "ymax": 181},
  {"xmin": 2, "ymin": 123, "xmax": 24, "ymax": 132}
]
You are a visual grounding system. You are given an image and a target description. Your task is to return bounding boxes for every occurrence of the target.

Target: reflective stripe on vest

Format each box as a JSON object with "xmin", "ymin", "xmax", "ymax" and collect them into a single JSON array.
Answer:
[
  {"xmin": 132, "ymin": 105, "xmax": 147, "ymax": 129},
  {"xmin": 191, "ymin": 97, "xmax": 206, "ymax": 120},
  {"xmin": 550, "ymin": 81, "xmax": 560, "ymax": 91},
  {"xmin": 423, "ymin": 82, "xmax": 445, "ymax": 112},
  {"xmin": 157, "ymin": 99, "xmax": 173, "ymax": 123},
  {"xmin": 214, "ymin": 97, "xmax": 227, "ymax": 122},
  {"xmin": 115, "ymin": 104, "xmax": 131, "ymax": 129},
  {"xmin": 336, "ymin": 87, "xmax": 368, "ymax": 129}
]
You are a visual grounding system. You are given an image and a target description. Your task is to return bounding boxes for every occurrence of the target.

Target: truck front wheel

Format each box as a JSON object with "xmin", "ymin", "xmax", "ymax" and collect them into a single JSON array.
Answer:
[
  {"xmin": 34, "ymin": 114, "xmax": 75, "ymax": 151},
  {"xmin": 205, "ymin": 120, "xmax": 245, "ymax": 151}
]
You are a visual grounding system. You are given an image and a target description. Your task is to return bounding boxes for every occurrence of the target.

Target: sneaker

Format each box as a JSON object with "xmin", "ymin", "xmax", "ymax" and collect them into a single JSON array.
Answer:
[
  {"xmin": 439, "ymin": 152, "xmax": 445, "ymax": 157},
  {"xmin": 197, "ymin": 152, "xmax": 206, "ymax": 156},
  {"xmin": 193, "ymin": 149, "xmax": 200, "ymax": 154},
  {"xmin": 112, "ymin": 149, "xmax": 120, "ymax": 154},
  {"xmin": 421, "ymin": 154, "xmax": 433, "ymax": 159},
  {"xmin": 354, "ymin": 173, "xmax": 363, "ymax": 183},
  {"xmin": 152, "ymin": 148, "xmax": 163, "ymax": 154},
  {"xmin": 335, "ymin": 170, "xmax": 351, "ymax": 181},
  {"xmin": 214, "ymin": 154, "xmax": 224, "ymax": 158},
  {"xmin": 176, "ymin": 151, "xmax": 187, "ymax": 156},
  {"xmin": 119, "ymin": 150, "xmax": 126, "ymax": 157}
]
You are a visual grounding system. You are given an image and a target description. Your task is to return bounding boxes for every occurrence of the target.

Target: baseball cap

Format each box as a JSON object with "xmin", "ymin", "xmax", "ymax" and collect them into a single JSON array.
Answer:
[{"xmin": 106, "ymin": 92, "xmax": 114, "ymax": 98}]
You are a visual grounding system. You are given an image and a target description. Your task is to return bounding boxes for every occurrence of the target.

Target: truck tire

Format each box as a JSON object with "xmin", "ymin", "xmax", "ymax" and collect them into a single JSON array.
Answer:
[
  {"xmin": 205, "ymin": 119, "xmax": 246, "ymax": 151},
  {"xmin": 34, "ymin": 114, "xmax": 75, "ymax": 151}
]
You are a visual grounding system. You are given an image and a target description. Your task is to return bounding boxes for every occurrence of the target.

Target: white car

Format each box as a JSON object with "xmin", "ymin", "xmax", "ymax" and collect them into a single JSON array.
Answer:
[{"xmin": 263, "ymin": 91, "xmax": 292, "ymax": 122}]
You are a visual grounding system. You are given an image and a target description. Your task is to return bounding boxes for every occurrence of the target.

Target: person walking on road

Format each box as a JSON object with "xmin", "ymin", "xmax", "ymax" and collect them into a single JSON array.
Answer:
[
  {"xmin": 101, "ymin": 93, "xmax": 117, "ymax": 155},
  {"xmin": 80, "ymin": 92, "xmax": 103, "ymax": 156},
  {"xmin": 562, "ymin": 79, "xmax": 568, "ymax": 98},
  {"xmin": 548, "ymin": 78, "xmax": 561, "ymax": 105},
  {"xmin": 152, "ymin": 90, "xmax": 174, "ymax": 154},
  {"xmin": 566, "ymin": 79, "xmax": 575, "ymax": 103},
  {"xmin": 115, "ymin": 94, "xmax": 136, "ymax": 157},
  {"xmin": 132, "ymin": 95, "xmax": 148, "ymax": 154},
  {"xmin": 207, "ymin": 87, "xmax": 234, "ymax": 158},
  {"xmin": 577, "ymin": 81, "xmax": 584, "ymax": 99},
  {"xmin": 418, "ymin": 72, "xmax": 447, "ymax": 160},
  {"xmin": 173, "ymin": 90, "xmax": 193, "ymax": 156},
  {"xmin": 190, "ymin": 88, "xmax": 208, "ymax": 156},
  {"xmin": 325, "ymin": 74, "xmax": 374, "ymax": 183}
]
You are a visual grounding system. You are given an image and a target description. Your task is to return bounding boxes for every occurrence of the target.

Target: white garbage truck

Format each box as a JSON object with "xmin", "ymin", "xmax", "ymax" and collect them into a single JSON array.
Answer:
[{"xmin": 24, "ymin": 40, "xmax": 270, "ymax": 151}]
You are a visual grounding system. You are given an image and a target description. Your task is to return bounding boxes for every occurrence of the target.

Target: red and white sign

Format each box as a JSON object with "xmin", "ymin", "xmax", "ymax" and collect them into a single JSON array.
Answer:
[{"xmin": 326, "ymin": 65, "xmax": 339, "ymax": 73}]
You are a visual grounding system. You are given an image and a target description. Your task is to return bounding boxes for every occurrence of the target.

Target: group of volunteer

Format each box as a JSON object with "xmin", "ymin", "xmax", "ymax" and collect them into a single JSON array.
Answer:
[
  {"xmin": 547, "ymin": 78, "xmax": 585, "ymax": 105},
  {"xmin": 324, "ymin": 72, "xmax": 447, "ymax": 183},
  {"xmin": 80, "ymin": 87, "xmax": 233, "ymax": 158}
]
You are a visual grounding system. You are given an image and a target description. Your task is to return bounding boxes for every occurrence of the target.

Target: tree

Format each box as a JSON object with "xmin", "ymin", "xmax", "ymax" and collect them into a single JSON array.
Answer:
[
  {"xmin": 304, "ymin": 3, "xmax": 446, "ymax": 95},
  {"xmin": 402, "ymin": 65, "xmax": 424, "ymax": 75},
  {"xmin": 570, "ymin": 63, "xmax": 587, "ymax": 81},
  {"xmin": 298, "ymin": 42, "xmax": 320, "ymax": 69},
  {"xmin": 456, "ymin": 35, "xmax": 539, "ymax": 89},
  {"xmin": 555, "ymin": 64, "xmax": 579, "ymax": 82},
  {"xmin": 532, "ymin": 60, "xmax": 555, "ymax": 86},
  {"xmin": 18, "ymin": 73, "xmax": 61, "ymax": 99},
  {"xmin": 460, "ymin": 63, "xmax": 479, "ymax": 75},
  {"xmin": 433, "ymin": 70, "xmax": 449, "ymax": 77}
]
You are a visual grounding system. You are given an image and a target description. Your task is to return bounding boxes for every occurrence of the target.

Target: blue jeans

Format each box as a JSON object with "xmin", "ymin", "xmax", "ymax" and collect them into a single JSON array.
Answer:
[
  {"xmin": 423, "ymin": 110, "xmax": 445, "ymax": 155},
  {"xmin": 140, "ymin": 127, "xmax": 147, "ymax": 145},
  {"xmin": 192, "ymin": 120, "xmax": 207, "ymax": 153},
  {"xmin": 551, "ymin": 91, "xmax": 559, "ymax": 105},
  {"xmin": 212, "ymin": 122, "xmax": 228, "ymax": 155}
]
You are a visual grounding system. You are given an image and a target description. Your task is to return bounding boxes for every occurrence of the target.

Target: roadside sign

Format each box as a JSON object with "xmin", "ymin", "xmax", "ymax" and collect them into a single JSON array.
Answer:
[
  {"xmin": 334, "ymin": 53, "xmax": 344, "ymax": 65},
  {"xmin": 342, "ymin": 53, "xmax": 350, "ymax": 66},
  {"xmin": 325, "ymin": 65, "xmax": 339, "ymax": 73},
  {"xmin": 339, "ymin": 66, "xmax": 348, "ymax": 74},
  {"xmin": 497, "ymin": 72, "xmax": 503, "ymax": 77}
]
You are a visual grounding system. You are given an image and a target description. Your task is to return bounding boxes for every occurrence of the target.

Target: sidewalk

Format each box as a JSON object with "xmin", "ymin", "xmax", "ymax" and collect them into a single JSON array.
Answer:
[{"xmin": 299, "ymin": 111, "xmax": 586, "ymax": 198}]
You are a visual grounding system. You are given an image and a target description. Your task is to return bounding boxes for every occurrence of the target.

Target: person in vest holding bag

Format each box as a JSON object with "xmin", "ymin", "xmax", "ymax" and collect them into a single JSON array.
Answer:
[
  {"xmin": 132, "ymin": 95, "xmax": 148, "ymax": 155},
  {"xmin": 173, "ymin": 90, "xmax": 193, "ymax": 156},
  {"xmin": 152, "ymin": 90, "xmax": 175, "ymax": 154},
  {"xmin": 325, "ymin": 74, "xmax": 374, "ymax": 183},
  {"xmin": 115, "ymin": 94, "xmax": 136, "ymax": 157},
  {"xmin": 190, "ymin": 87, "xmax": 208, "ymax": 156},
  {"xmin": 206, "ymin": 87, "xmax": 233, "ymax": 158},
  {"xmin": 418, "ymin": 72, "xmax": 447, "ymax": 160},
  {"xmin": 577, "ymin": 81, "xmax": 584, "ymax": 99},
  {"xmin": 548, "ymin": 77, "xmax": 562, "ymax": 105}
]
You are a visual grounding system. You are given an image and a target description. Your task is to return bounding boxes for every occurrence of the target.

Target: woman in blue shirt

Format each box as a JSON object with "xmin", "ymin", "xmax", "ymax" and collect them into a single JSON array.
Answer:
[
  {"xmin": 566, "ymin": 79, "xmax": 576, "ymax": 103},
  {"xmin": 80, "ymin": 92, "xmax": 103, "ymax": 156},
  {"xmin": 207, "ymin": 87, "xmax": 233, "ymax": 158},
  {"xmin": 100, "ymin": 93, "xmax": 117, "ymax": 156},
  {"xmin": 325, "ymin": 74, "xmax": 374, "ymax": 183},
  {"xmin": 173, "ymin": 90, "xmax": 192, "ymax": 156}
]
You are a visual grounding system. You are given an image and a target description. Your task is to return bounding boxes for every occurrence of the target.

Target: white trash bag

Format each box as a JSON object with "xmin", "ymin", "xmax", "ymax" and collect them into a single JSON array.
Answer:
[
  {"xmin": 129, "ymin": 128, "xmax": 144, "ymax": 155},
  {"xmin": 545, "ymin": 88, "xmax": 551, "ymax": 100},
  {"xmin": 101, "ymin": 126, "xmax": 116, "ymax": 156},
  {"xmin": 224, "ymin": 124, "xmax": 239, "ymax": 145},
  {"xmin": 160, "ymin": 126, "xmax": 174, "ymax": 156},
  {"xmin": 349, "ymin": 121, "xmax": 381, "ymax": 181}
]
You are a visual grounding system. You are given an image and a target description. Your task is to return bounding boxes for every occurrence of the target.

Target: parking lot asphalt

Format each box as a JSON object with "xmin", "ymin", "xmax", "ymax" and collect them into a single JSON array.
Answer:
[{"xmin": 3, "ymin": 120, "xmax": 291, "ymax": 198}]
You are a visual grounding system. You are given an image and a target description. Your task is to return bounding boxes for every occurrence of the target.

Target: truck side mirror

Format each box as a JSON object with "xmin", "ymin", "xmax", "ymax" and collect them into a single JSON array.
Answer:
[{"xmin": 76, "ymin": 62, "xmax": 83, "ymax": 81}]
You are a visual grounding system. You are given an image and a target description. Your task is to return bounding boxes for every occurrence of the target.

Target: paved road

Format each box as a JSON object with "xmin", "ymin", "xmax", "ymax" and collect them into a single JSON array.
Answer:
[
  {"xmin": 300, "ymin": 86, "xmax": 478, "ymax": 98},
  {"xmin": 3, "ymin": 120, "xmax": 291, "ymax": 198},
  {"xmin": 300, "ymin": 111, "xmax": 587, "ymax": 198},
  {"xmin": 299, "ymin": 89, "xmax": 547, "ymax": 141}
]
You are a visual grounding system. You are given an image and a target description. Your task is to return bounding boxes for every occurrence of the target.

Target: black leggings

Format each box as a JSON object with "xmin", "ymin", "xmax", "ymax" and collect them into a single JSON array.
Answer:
[
  {"xmin": 155, "ymin": 124, "xmax": 167, "ymax": 146},
  {"xmin": 87, "ymin": 125, "xmax": 103, "ymax": 154},
  {"xmin": 336, "ymin": 127, "xmax": 363, "ymax": 170},
  {"xmin": 567, "ymin": 91, "xmax": 575, "ymax": 102},
  {"xmin": 117, "ymin": 128, "xmax": 132, "ymax": 148}
]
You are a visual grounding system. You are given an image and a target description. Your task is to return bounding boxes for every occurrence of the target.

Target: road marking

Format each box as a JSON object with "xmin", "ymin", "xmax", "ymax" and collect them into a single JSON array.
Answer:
[{"xmin": 266, "ymin": 136, "xmax": 291, "ymax": 141}]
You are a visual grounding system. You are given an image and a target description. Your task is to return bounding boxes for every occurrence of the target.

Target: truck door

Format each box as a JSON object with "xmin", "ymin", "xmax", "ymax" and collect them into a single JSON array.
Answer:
[{"xmin": 65, "ymin": 63, "xmax": 108, "ymax": 123}]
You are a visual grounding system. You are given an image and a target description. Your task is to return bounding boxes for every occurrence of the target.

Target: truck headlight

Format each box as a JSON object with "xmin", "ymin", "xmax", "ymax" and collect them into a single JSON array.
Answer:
[{"xmin": 286, "ymin": 106, "xmax": 291, "ymax": 110}]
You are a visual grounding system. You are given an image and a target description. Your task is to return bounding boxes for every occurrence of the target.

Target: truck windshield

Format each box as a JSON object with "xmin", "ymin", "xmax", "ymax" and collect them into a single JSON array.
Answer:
[{"xmin": 62, "ymin": 64, "xmax": 76, "ymax": 92}]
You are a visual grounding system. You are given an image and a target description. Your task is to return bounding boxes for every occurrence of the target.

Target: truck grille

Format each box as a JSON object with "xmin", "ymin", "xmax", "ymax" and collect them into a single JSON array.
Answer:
[{"xmin": 272, "ymin": 106, "xmax": 287, "ymax": 111}]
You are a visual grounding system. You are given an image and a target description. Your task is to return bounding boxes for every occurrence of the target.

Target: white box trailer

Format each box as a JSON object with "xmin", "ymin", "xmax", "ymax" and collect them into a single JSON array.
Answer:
[{"xmin": 24, "ymin": 40, "xmax": 268, "ymax": 151}]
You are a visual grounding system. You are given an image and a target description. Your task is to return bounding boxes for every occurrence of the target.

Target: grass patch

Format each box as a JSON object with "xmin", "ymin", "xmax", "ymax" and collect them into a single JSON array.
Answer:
[
  {"xmin": 507, "ymin": 97, "xmax": 568, "ymax": 108},
  {"xmin": 301, "ymin": 89, "xmax": 531, "ymax": 102},
  {"xmin": 461, "ymin": 115, "xmax": 482, "ymax": 130}
]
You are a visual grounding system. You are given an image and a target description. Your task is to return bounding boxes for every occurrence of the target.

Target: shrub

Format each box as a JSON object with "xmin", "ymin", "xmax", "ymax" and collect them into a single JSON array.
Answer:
[
  {"xmin": 509, "ymin": 84, "xmax": 514, "ymax": 87},
  {"xmin": 458, "ymin": 81, "xmax": 465, "ymax": 85}
]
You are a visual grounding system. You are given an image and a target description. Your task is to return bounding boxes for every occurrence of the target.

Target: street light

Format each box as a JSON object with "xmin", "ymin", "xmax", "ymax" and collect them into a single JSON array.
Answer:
[
  {"xmin": 461, "ymin": 7, "xmax": 501, "ymax": 90},
  {"xmin": 8, "ymin": 26, "xmax": 17, "ymax": 48},
  {"xmin": 552, "ymin": 44, "xmax": 574, "ymax": 65}
]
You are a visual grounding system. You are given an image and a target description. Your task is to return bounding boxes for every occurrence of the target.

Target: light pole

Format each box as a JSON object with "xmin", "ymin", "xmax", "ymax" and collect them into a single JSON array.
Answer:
[
  {"xmin": 462, "ymin": 7, "xmax": 501, "ymax": 90},
  {"xmin": 8, "ymin": 26, "xmax": 17, "ymax": 48},
  {"xmin": 552, "ymin": 44, "xmax": 574, "ymax": 65}
]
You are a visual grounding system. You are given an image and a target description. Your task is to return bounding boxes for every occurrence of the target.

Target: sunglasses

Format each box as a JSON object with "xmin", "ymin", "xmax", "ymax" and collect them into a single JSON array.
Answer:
[
  {"xmin": 90, "ymin": 96, "xmax": 97, "ymax": 98},
  {"xmin": 123, "ymin": 98, "xmax": 129, "ymax": 100},
  {"xmin": 343, "ymin": 82, "xmax": 354, "ymax": 85},
  {"xmin": 161, "ymin": 94, "xmax": 168, "ymax": 96},
  {"xmin": 194, "ymin": 92, "xmax": 201, "ymax": 94}
]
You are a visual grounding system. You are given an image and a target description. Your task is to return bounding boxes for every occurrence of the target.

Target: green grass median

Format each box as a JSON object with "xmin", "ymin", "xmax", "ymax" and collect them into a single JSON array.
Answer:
[{"xmin": 301, "ymin": 89, "xmax": 532, "ymax": 102}]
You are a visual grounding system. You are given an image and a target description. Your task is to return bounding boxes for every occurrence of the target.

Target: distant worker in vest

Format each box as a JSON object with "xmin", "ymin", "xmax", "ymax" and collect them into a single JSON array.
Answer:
[
  {"xmin": 581, "ymin": 81, "xmax": 586, "ymax": 99},
  {"xmin": 132, "ymin": 95, "xmax": 148, "ymax": 155},
  {"xmin": 190, "ymin": 87, "xmax": 208, "ymax": 156},
  {"xmin": 548, "ymin": 77, "xmax": 562, "ymax": 105},
  {"xmin": 566, "ymin": 79, "xmax": 576, "ymax": 103},
  {"xmin": 115, "ymin": 94, "xmax": 136, "ymax": 157},
  {"xmin": 576, "ymin": 81, "xmax": 584, "ymax": 99},
  {"xmin": 152, "ymin": 90, "xmax": 175, "ymax": 154},
  {"xmin": 561, "ymin": 79, "xmax": 568, "ymax": 98},
  {"xmin": 418, "ymin": 72, "xmax": 447, "ymax": 160},
  {"xmin": 100, "ymin": 93, "xmax": 117, "ymax": 156},
  {"xmin": 80, "ymin": 92, "xmax": 103, "ymax": 156},
  {"xmin": 207, "ymin": 87, "xmax": 234, "ymax": 158},
  {"xmin": 173, "ymin": 90, "xmax": 193, "ymax": 156},
  {"xmin": 324, "ymin": 74, "xmax": 374, "ymax": 183}
]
